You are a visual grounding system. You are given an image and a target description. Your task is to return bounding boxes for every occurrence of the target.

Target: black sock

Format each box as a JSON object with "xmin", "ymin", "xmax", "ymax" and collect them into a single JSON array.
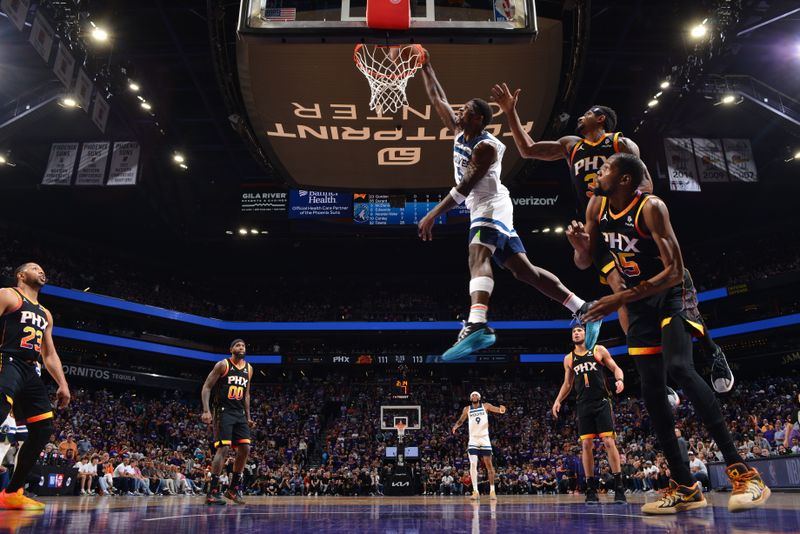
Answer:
[
  {"xmin": 698, "ymin": 332, "xmax": 718, "ymax": 357},
  {"xmin": 232, "ymin": 472, "xmax": 243, "ymax": 490},
  {"xmin": 209, "ymin": 474, "xmax": 220, "ymax": 494},
  {"xmin": 612, "ymin": 472, "xmax": 623, "ymax": 490},
  {"xmin": 7, "ymin": 429, "xmax": 49, "ymax": 493}
]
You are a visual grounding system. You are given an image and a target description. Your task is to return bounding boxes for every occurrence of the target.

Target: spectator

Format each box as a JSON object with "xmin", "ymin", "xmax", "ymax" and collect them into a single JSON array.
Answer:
[{"xmin": 688, "ymin": 452, "xmax": 710, "ymax": 491}]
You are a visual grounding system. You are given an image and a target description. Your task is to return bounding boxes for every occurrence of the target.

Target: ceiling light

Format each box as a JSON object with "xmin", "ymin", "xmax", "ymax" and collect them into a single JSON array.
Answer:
[
  {"xmin": 720, "ymin": 94, "xmax": 736, "ymax": 104},
  {"xmin": 61, "ymin": 97, "xmax": 77, "ymax": 108},
  {"xmin": 542, "ymin": 227, "xmax": 551, "ymax": 233},
  {"xmin": 0, "ymin": 156, "xmax": 5, "ymax": 165},
  {"xmin": 179, "ymin": 163, "xmax": 188, "ymax": 170},
  {"xmin": 794, "ymin": 151, "xmax": 800, "ymax": 160},
  {"xmin": 690, "ymin": 22, "xmax": 708, "ymax": 39},
  {"xmin": 225, "ymin": 230, "xmax": 233, "ymax": 235},
  {"xmin": 554, "ymin": 227, "xmax": 564, "ymax": 234},
  {"xmin": 250, "ymin": 228, "xmax": 258, "ymax": 234},
  {"xmin": 140, "ymin": 102, "xmax": 151, "ymax": 110},
  {"xmin": 660, "ymin": 81, "xmax": 670, "ymax": 90},
  {"xmin": 647, "ymin": 99, "xmax": 658, "ymax": 107},
  {"xmin": 261, "ymin": 231, "xmax": 269, "ymax": 234},
  {"xmin": 173, "ymin": 153, "xmax": 185, "ymax": 163},
  {"xmin": 655, "ymin": 91, "xmax": 663, "ymax": 98},
  {"xmin": 91, "ymin": 27, "xmax": 109, "ymax": 41},
  {"xmin": 238, "ymin": 228, "xmax": 248, "ymax": 235},
  {"xmin": 531, "ymin": 229, "xmax": 540, "ymax": 234},
  {"xmin": 129, "ymin": 82, "xmax": 140, "ymax": 92}
]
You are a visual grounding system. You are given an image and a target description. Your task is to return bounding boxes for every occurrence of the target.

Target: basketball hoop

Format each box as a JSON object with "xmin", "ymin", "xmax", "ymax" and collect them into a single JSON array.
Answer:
[
  {"xmin": 394, "ymin": 420, "xmax": 408, "ymax": 439},
  {"xmin": 353, "ymin": 44, "xmax": 426, "ymax": 114}
]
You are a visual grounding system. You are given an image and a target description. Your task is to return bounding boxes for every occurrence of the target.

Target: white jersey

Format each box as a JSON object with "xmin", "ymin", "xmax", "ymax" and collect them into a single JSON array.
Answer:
[
  {"xmin": 468, "ymin": 403, "xmax": 490, "ymax": 440},
  {"xmin": 452, "ymin": 131, "xmax": 509, "ymax": 213}
]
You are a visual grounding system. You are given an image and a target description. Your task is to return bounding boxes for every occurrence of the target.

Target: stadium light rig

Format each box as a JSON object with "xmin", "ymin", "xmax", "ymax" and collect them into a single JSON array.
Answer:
[
  {"xmin": 59, "ymin": 97, "xmax": 78, "ymax": 108},
  {"xmin": 690, "ymin": 20, "xmax": 709, "ymax": 39},
  {"xmin": 128, "ymin": 81, "xmax": 140, "ymax": 92}
]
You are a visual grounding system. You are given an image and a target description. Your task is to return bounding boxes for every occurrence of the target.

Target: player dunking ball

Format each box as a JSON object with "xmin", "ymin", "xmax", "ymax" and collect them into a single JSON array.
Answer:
[
  {"xmin": 452, "ymin": 392, "xmax": 506, "ymax": 500},
  {"xmin": 568, "ymin": 153, "xmax": 769, "ymax": 513},
  {"xmin": 0, "ymin": 263, "xmax": 70, "ymax": 510},
  {"xmin": 201, "ymin": 339, "xmax": 254, "ymax": 505},
  {"xmin": 552, "ymin": 326, "xmax": 626, "ymax": 504},
  {"xmin": 417, "ymin": 51, "xmax": 603, "ymax": 361},
  {"xmin": 490, "ymin": 85, "xmax": 734, "ymax": 393}
]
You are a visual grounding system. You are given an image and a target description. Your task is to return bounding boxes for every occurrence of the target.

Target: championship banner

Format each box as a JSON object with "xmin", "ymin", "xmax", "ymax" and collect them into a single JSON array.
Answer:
[
  {"xmin": 91, "ymin": 92, "xmax": 110, "ymax": 133},
  {"xmin": 106, "ymin": 141, "xmax": 140, "ymax": 185},
  {"xmin": 74, "ymin": 68, "xmax": 94, "ymax": 112},
  {"xmin": 28, "ymin": 10, "xmax": 54, "ymax": 63},
  {"xmin": 75, "ymin": 142, "xmax": 110, "ymax": 185},
  {"xmin": 53, "ymin": 42, "xmax": 76, "ymax": 89},
  {"xmin": 722, "ymin": 138, "xmax": 758, "ymax": 182},
  {"xmin": 1, "ymin": 0, "xmax": 30, "ymax": 31},
  {"xmin": 692, "ymin": 138, "xmax": 729, "ymax": 183},
  {"xmin": 663, "ymin": 138, "xmax": 701, "ymax": 192},
  {"xmin": 42, "ymin": 142, "xmax": 78, "ymax": 185}
]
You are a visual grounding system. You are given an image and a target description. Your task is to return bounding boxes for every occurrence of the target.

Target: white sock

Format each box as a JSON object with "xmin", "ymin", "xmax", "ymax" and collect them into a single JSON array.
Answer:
[
  {"xmin": 562, "ymin": 293, "xmax": 586, "ymax": 313},
  {"xmin": 490, "ymin": 484, "xmax": 496, "ymax": 493},
  {"xmin": 468, "ymin": 304, "xmax": 488, "ymax": 324}
]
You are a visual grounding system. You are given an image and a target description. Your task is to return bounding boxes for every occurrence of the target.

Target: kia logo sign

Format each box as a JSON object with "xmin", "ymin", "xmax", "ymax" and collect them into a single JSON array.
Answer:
[{"xmin": 391, "ymin": 481, "xmax": 410, "ymax": 487}]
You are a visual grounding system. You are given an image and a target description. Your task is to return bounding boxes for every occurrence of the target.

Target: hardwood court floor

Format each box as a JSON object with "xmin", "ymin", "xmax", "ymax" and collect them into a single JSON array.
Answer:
[{"xmin": 1, "ymin": 492, "xmax": 798, "ymax": 533}]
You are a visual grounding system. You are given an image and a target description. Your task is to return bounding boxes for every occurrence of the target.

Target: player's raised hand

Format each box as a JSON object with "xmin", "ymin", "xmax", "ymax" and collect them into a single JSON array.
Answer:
[
  {"xmin": 201, "ymin": 411, "xmax": 213, "ymax": 425},
  {"xmin": 418, "ymin": 213, "xmax": 435, "ymax": 241},
  {"xmin": 551, "ymin": 401, "xmax": 561, "ymax": 419},
  {"xmin": 582, "ymin": 293, "xmax": 624, "ymax": 322},
  {"xmin": 565, "ymin": 220, "xmax": 589, "ymax": 251},
  {"xmin": 490, "ymin": 83, "xmax": 520, "ymax": 114}
]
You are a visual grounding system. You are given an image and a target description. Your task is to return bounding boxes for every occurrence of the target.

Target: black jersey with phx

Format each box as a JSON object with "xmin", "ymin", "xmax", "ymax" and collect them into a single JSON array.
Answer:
[
  {"xmin": 214, "ymin": 358, "xmax": 250, "ymax": 413},
  {"xmin": 568, "ymin": 132, "xmax": 623, "ymax": 213},
  {"xmin": 0, "ymin": 288, "xmax": 49, "ymax": 362},
  {"xmin": 570, "ymin": 349, "xmax": 610, "ymax": 403},
  {"xmin": 597, "ymin": 191, "xmax": 663, "ymax": 287}
]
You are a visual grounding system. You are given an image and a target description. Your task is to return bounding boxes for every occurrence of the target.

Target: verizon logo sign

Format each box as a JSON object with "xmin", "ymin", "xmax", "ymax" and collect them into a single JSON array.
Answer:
[{"xmin": 512, "ymin": 195, "xmax": 559, "ymax": 207}]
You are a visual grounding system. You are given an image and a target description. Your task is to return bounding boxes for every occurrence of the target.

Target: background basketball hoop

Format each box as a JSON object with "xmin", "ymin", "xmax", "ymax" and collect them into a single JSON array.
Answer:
[{"xmin": 353, "ymin": 44, "xmax": 426, "ymax": 114}]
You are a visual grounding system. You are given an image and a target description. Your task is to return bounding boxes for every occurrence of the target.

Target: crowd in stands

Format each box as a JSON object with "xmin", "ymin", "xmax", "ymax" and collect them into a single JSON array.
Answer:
[
  {"xmin": 2, "ymin": 225, "xmax": 799, "ymax": 324},
  {"xmin": 2, "ymin": 370, "xmax": 798, "ymax": 497}
]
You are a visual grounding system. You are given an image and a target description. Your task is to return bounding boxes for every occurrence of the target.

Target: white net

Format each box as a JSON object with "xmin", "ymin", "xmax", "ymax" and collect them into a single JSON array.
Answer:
[{"xmin": 354, "ymin": 44, "xmax": 426, "ymax": 114}]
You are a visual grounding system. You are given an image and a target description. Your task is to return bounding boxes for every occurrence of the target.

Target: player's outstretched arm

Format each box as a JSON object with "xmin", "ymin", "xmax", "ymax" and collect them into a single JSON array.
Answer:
[
  {"xmin": 41, "ymin": 309, "xmax": 70, "ymax": 409},
  {"xmin": 490, "ymin": 83, "xmax": 578, "ymax": 161},
  {"xmin": 201, "ymin": 360, "xmax": 227, "ymax": 423},
  {"xmin": 617, "ymin": 137, "xmax": 654, "ymax": 193},
  {"xmin": 483, "ymin": 403, "xmax": 507, "ymax": 415},
  {"xmin": 582, "ymin": 197, "xmax": 685, "ymax": 322},
  {"xmin": 418, "ymin": 143, "xmax": 495, "ymax": 241},
  {"xmin": 452, "ymin": 407, "xmax": 469, "ymax": 434},
  {"xmin": 595, "ymin": 345, "xmax": 624, "ymax": 394},
  {"xmin": 419, "ymin": 51, "xmax": 457, "ymax": 132},
  {"xmin": 551, "ymin": 355, "xmax": 574, "ymax": 418}
]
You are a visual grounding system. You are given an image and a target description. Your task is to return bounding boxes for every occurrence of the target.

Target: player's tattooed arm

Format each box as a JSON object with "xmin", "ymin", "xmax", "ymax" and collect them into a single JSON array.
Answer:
[
  {"xmin": 567, "ymin": 196, "xmax": 602, "ymax": 269},
  {"xmin": 201, "ymin": 360, "xmax": 227, "ymax": 423},
  {"xmin": 484, "ymin": 403, "xmax": 507, "ymax": 414},
  {"xmin": 452, "ymin": 407, "xmax": 469, "ymax": 434}
]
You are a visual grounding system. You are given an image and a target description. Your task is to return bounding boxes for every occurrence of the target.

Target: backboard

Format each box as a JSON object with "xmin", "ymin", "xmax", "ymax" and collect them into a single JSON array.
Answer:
[
  {"xmin": 380, "ymin": 405, "xmax": 422, "ymax": 431},
  {"xmin": 236, "ymin": 10, "xmax": 564, "ymax": 190},
  {"xmin": 241, "ymin": 0, "xmax": 536, "ymax": 40}
]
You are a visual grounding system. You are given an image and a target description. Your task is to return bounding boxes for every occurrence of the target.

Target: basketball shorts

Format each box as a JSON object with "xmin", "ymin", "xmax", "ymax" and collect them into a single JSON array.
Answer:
[
  {"xmin": 467, "ymin": 436, "xmax": 493, "ymax": 457},
  {"xmin": 212, "ymin": 406, "xmax": 251, "ymax": 450},
  {"xmin": 594, "ymin": 248, "xmax": 617, "ymax": 286},
  {"xmin": 0, "ymin": 354, "xmax": 53, "ymax": 425},
  {"xmin": 626, "ymin": 269, "xmax": 706, "ymax": 356},
  {"xmin": 577, "ymin": 398, "xmax": 615, "ymax": 440},
  {"xmin": 467, "ymin": 197, "xmax": 525, "ymax": 267}
]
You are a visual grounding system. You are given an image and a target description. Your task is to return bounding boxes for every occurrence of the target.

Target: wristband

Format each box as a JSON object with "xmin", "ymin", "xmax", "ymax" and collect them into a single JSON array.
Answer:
[{"xmin": 449, "ymin": 187, "xmax": 466, "ymax": 204}]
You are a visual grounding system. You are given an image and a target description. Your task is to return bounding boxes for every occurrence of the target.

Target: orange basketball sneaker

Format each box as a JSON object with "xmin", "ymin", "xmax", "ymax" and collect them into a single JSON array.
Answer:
[
  {"xmin": 726, "ymin": 463, "xmax": 771, "ymax": 512},
  {"xmin": 0, "ymin": 488, "xmax": 45, "ymax": 511}
]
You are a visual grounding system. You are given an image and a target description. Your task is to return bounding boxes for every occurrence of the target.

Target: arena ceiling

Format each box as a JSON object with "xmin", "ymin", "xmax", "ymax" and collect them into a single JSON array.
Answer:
[{"xmin": 0, "ymin": 0, "xmax": 797, "ymax": 244}]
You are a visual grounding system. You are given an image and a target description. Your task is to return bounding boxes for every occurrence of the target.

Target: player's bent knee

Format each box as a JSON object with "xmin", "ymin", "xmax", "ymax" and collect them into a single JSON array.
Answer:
[{"xmin": 26, "ymin": 418, "xmax": 54, "ymax": 446}]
